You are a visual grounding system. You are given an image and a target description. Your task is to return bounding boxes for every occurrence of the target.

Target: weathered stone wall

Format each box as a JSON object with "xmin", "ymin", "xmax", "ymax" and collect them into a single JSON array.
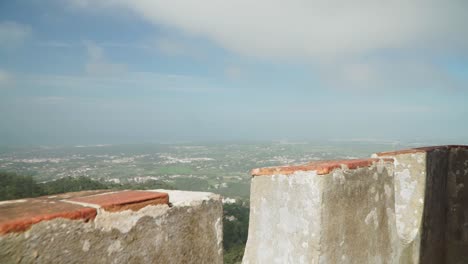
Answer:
[
  {"xmin": 243, "ymin": 145, "xmax": 468, "ymax": 264},
  {"xmin": 0, "ymin": 189, "xmax": 223, "ymax": 264},
  {"xmin": 377, "ymin": 149, "xmax": 446, "ymax": 263},
  {"xmin": 243, "ymin": 171, "xmax": 324, "ymax": 263},
  {"xmin": 319, "ymin": 162, "xmax": 396, "ymax": 263},
  {"xmin": 243, "ymin": 159, "xmax": 398, "ymax": 263},
  {"xmin": 378, "ymin": 146, "xmax": 468, "ymax": 263}
]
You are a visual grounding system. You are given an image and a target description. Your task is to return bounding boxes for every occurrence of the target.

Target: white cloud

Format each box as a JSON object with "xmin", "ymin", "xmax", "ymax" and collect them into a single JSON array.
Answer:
[
  {"xmin": 71, "ymin": 0, "xmax": 468, "ymax": 90},
  {"xmin": 156, "ymin": 37, "xmax": 188, "ymax": 56},
  {"xmin": 34, "ymin": 96, "xmax": 67, "ymax": 104},
  {"xmin": 37, "ymin": 41, "xmax": 75, "ymax": 48},
  {"xmin": 319, "ymin": 59, "xmax": 464, "ymax": 91},
  {"xmin": 19, "ymin": 71, "xmax": 220, "ymax": 93},
  {"xmin": 152, "ymin": 36, "xmax": 205, "ymax": 60},
  {"xmin": 0, "ymin": 21, "xmax": 31, "ymax": 47},
  {"xmin": 225, "ymin": 66, "xmax": 242, "ymax": 79},
  {"xmin": 0, "ymin": 69, "xmax": 13, "ymax": 89},
  {"xmin": 74, "ymin": 0, "xmax": 468, "ymax": 60},
  {"xmin": 83, "ymin": 41, "xmax": 127, "ymax": 76},
  {"xmin": 84, "ymin": 40, "xmax": 104, "ymax": 61}
]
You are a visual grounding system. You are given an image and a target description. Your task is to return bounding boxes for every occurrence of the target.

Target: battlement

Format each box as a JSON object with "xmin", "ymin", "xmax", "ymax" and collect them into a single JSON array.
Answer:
[{"xmin": 243, "ymin": 145, "xmax": 468, "ymax": 264}]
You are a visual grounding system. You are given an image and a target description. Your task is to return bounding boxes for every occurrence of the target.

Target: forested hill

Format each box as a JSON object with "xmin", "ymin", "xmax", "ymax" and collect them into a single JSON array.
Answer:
[{"xmin": 0, "ymin": 171, "xmax": 173, "ymax": 200}]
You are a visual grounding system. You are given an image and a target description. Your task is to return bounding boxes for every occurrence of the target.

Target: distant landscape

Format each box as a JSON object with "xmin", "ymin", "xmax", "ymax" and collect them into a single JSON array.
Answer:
[{"xmin": 0, "ymin": 141, "xmax": 420, "ymax": 198}]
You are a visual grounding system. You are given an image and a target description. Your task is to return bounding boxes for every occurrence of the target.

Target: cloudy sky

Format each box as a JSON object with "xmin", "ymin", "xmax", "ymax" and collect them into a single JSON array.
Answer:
[{"xmin": 0, "ymin": 0, "xmax": 467, "ymax": 144}]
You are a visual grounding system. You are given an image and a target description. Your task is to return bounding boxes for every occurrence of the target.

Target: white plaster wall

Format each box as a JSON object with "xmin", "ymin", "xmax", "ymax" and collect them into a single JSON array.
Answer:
[{"xmin": 243, "ymin": 171, "xmax": 324, "ymax": 264}]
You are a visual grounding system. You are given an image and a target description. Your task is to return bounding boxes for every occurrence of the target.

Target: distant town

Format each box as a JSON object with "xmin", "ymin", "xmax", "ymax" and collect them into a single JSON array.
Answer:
[{"xmin": 0, "ymin": 141, "xmax": 420, "ymax": 199}]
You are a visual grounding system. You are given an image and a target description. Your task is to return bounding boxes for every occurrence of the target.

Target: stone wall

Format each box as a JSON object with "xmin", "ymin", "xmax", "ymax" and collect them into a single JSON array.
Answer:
[
  {"xmin": 0, "ymin": 189, "xmax": 223, "ymax": 264},
  {"xmin": 243, "ymin": 145, "xmax": 468, "ymax": 264},
  {"xmin": 376, "ymin": 146, "xmax": 468, "ymax": 263},
  {"xmin": 2, "ymin": 145, "xmax": 467, "ymax": 264}
]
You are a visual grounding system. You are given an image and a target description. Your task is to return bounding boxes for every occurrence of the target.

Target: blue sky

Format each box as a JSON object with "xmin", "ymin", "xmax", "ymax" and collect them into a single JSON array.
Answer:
[{"xmin": 0, "ymin": 0, "xmax": 467, "ymax": 145}]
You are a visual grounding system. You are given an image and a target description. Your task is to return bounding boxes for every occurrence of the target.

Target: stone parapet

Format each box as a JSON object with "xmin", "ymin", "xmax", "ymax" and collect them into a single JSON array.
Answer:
[
  {"xmin": 243, "ymin": 145, "xmax": 468, "ymax": 264},
  {"xmin": 0, "ymin": 189, "xmax": 223, "ymax": 264}
]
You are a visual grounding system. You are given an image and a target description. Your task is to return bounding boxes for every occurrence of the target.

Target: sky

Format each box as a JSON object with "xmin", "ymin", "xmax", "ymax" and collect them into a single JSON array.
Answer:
[{"xmin": 0, "ymin": 0, "xmax": 467, "ymax": 145}]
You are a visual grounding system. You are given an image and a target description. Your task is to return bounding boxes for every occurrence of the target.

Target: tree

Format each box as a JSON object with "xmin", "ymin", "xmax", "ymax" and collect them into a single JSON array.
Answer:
[{"xmin": 0, "ymin": 171, "xmax": 43, "ymax": 200}]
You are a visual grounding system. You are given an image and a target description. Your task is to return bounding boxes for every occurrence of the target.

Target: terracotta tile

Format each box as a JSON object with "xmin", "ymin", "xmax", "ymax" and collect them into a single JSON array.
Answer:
[
  {"xmin": 0, "ymin": 190, "xmax": 169, "ymax": 235},
  {"xmin": 0, "ymin": 199, "xmax": 97, "ymax": 235},
  {"xmin": 252, "ymin": 158, "xmax": 393, "ymax": 176},
  {"xmin": 68, "ymin": 191, "xmax": 169, "ymax": 212},
  {"xmin": 376, "ymin": 145, "xmax": 468, "ymax": 156}
]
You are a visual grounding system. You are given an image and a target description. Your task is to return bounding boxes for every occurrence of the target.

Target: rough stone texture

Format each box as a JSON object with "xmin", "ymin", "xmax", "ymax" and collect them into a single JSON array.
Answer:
[
  {"xmin": 381, "ymin": 152, "xmax": 427, "ymax": 263},
  {"xmin": 319, "ymin": 161, "xmax": 396, "ymax": 263},
  {"xmin": 243, "ymin": 159, "xmax": 396, "ymax": 263},
  {"xmin": 0, "ymin": 190, "xmax": 223, "ymax": 264},
  {"xmin": 378, "ymin": 146, "xmax": 468, "ymax": 264},
  {"xmin": 244, "ymin": 145, "xmax": 468, "ymax": 264},
  {"xmin": 243, "ymin": 171, "xmax": 325, "ymax": 263}
]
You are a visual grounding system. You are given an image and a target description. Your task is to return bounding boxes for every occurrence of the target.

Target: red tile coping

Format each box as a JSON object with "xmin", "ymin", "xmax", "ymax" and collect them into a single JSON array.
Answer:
[
  {"xmin": 69, "ymin": 190, "xmax": 169, "ymax": 212},
  {"xmin": 251, "ymin": 158, "xmax": 394, "ymax": 176},
  {"xmin": 376, "ymin": 145, "xmax": 468, "ymax": 156},
  {"xmin": 0, "ymin": 190, "xmax": 169, "ymax": 235},
  {"xmin": 0, "ymin": 200, "xmax": 97, "ymax": 235}
]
